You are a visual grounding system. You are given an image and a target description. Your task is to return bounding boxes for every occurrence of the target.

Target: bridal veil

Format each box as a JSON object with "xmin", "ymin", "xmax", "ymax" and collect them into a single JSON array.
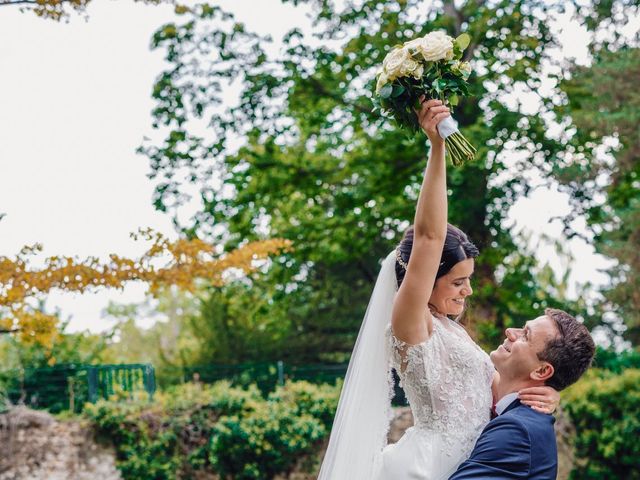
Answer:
[{"xmin": 318, "ymin": 250, "xmax": 397, "ymax": 479}]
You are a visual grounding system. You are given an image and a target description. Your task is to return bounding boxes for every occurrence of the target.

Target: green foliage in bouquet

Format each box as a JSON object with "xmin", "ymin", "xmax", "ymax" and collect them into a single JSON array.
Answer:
[
  {"xmin": 84, "ymin": 380, "xmax": 341, "ymax": 480},
  {"xmin": 562, "ymin": 368, "xmax": 640, "ymax": 479},
  {"xmin": 373, "ymin": 33, "xmax": 471, "ymax": 128},
  {"xmin": 372, "ymin": 31, "xmax": 476, "ymax": 165}
]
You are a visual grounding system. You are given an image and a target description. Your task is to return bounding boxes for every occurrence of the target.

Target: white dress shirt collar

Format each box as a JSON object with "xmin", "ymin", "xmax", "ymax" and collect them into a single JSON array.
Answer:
[{"xmin": 495, "ymin": 392, "xmax": 519, "ymax": 415}]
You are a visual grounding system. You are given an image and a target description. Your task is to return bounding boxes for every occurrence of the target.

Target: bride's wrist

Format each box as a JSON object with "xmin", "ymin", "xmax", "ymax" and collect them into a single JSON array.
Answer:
[{"xmin": 428, "ymin": 137, "xmax": 445, "ymax": 151}]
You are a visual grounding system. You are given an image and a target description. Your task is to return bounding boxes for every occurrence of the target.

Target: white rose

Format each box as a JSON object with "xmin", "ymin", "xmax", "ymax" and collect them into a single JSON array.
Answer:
[
  {"xmin": 375, "ymin": 70, "xmax": 389, "ymax": 94},
  {"xmin": 400, "ymin": 59, "xmax": 420, "ymax": 77},
  {"xmin": 411, "ymin": 63, "xmax": 424, "ymax": 79},
  {"xmin": 399, "ymin": 59, "xmax": 423, "ymax": 79},
  {"xmin": 403, "ymin": 37, "xmax": 428, "ymax": 55},
  {"xmin": 382, "ymin": 47, "xmax": 410, "ymax": 80},
  {"xmin": 419, "ymin": 31, "xmax": 454, "ymax": 62}
]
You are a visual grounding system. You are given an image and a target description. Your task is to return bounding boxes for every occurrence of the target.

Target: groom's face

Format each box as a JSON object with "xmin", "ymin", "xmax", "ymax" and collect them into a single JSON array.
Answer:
[{"xmin": 490, "ymin": 315, "xmax": 559, "ymax": 382}]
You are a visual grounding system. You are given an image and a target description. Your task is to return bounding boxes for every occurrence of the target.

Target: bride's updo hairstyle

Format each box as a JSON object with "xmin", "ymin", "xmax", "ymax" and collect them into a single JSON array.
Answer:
[{"xmin": 395, "ymin": 224, "xmax": 479, "ymax": 288}]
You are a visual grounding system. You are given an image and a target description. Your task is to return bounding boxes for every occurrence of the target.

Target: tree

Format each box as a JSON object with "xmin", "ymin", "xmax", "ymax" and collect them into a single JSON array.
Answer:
[
  {"xmin": 0, "ymin": 313, "xmax": 110, "ymax": 370},
  {"xmin": 0, "ymin": 0, "xmax": 173, "ymax": 21},
  {"xmin": 140, "ymin": 0, "xmax": 595, "ymax": 356},
  {"xmin": 556, "ymin": 47, "xmax": 640, "ymax": 343},
  {"xmin": 0, "ymin": 229, "xmax": 290, "ymax": 356},
  {"xmin": 191, "ymin": 274, "xmax": 299, "ymax": 364},
  {"xmin": 542, "ymin": 0, "xmax": 640, "ymax": 344},
  {"xmin": 99, "ymin": 291, "xmax": 201, "ymax": 385},
  {"xmin": 98, "ymin": 272, "xmax": 297, "ymax": 387}
]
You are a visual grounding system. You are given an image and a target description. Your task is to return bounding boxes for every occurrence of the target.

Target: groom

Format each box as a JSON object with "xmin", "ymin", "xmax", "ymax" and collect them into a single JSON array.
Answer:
[{"xmin": 449, "ymin": 308, "xmax": 595, "ymax": 479}]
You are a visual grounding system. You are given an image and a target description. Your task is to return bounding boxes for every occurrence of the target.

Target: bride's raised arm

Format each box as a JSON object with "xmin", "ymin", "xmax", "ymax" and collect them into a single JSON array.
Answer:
[{"xmin": 391, "ymin": 98, "xmax": 450, "ymax": 345}]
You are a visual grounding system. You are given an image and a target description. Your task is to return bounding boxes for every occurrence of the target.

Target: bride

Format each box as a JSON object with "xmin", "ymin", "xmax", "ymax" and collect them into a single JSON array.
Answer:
[{"xmin": 318, "ymin": 98, "xmax": 559, "ymax": 479}]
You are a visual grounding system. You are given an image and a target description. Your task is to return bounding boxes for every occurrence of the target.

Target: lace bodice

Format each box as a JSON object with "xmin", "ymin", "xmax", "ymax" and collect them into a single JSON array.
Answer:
[{"xmin": 387, "ymin": 315, "xmax": 494, "ymax": 457}]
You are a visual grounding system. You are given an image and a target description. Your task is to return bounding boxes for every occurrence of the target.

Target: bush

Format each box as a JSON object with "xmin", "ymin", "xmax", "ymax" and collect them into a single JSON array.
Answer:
[
  {"xmin": 562, "ymin": 368, "xmax": 640, "ymax": 479},
  {"xmin": 593, "ymin": 346, "xmax": 640, "ymax": 373},
  {"xmin": 268, "ymin": 380, "xmax": 342, "ymax": 429},
  {"xmin": 84, "ymin": 380, "xmax": 340, "ymax": 480},
  {"xmin": 209, "ymin": 381, "xmax": 339, "ymax": 480},
  {"xmin": 210, "ymin": 403, "xmax": 325, "ymax": 479}
]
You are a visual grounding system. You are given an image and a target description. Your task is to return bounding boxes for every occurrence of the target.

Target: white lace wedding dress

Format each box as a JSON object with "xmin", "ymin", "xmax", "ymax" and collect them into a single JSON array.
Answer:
[{"xmin": 377, "ymin": 314, "xmax": 495, "ymax": 480}]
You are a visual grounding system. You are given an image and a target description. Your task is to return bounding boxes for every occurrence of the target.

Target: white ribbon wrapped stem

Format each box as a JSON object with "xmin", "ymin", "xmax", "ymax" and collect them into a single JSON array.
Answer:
[{"xmin": 437, "ymin": 115, "xmax": 459, "ymax": 139}]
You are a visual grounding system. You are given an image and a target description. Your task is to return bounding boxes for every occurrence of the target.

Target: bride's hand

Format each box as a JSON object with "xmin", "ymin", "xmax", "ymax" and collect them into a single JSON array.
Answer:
[
  {"xmin": 518, "ymin": 386, "xmax": 561, "ymax": 414},
  {"xmin": 416, "ymin": 97, "xmax": 449, "ymax": 147}
]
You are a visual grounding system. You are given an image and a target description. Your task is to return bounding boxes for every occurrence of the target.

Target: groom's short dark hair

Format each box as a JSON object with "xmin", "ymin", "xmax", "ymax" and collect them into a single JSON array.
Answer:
[{"xmin": 537, "ymin": 308, "xmax": 595, "ymax": 391}]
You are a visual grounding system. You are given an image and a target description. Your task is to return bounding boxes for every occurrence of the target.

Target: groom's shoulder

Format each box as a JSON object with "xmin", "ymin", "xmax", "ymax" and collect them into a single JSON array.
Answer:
[
  {"xmin": 481, "ymin": 402, "xmax": 556, "ymax": 445},
  {"xmin": 480, "ymin": 408, "xmax": 531, "ymax": 447},
  {"xmin": 500, "ymin": 403, "xmax": 556, "ymax": 444},
  {"xmin": 503, "ymin": 402, "xmax": 556, "ymax": 428},
  {"xmin": 479, "ymin": 403, "xmax": 556, "ymax": 461}
]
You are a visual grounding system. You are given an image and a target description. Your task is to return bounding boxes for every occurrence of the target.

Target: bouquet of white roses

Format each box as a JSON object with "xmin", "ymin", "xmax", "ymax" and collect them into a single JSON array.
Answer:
[{"xmin": 373, "ymin": 30, "xmax": 476, "ymax": 166}]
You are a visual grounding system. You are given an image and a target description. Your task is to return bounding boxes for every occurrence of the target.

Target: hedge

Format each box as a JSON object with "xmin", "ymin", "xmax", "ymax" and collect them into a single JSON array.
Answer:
[
  {"xmin": 562, "ymin": 368, "xmax": 640, "ymax": 479},
  {"xmin": 84, "ymin": 380, "xmax": 340, "ymax": 479}
]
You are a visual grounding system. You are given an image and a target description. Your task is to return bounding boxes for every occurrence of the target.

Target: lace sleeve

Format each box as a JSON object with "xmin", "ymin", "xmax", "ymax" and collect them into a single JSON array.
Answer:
[{"xmin": 386, "ymin": 325, "xmax": 433, "ymax": 374}]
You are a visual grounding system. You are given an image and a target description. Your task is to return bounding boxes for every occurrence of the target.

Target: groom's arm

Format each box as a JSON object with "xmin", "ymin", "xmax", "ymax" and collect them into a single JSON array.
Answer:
[{"xmin": 449, "ymin": 416, "xmax": 531, "ymax": 479}]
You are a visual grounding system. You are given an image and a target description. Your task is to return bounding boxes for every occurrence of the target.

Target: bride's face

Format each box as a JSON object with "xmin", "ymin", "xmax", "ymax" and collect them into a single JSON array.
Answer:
[{"xmin": 429, "ymin": 258, "xmax": 474, "ymax": 316}]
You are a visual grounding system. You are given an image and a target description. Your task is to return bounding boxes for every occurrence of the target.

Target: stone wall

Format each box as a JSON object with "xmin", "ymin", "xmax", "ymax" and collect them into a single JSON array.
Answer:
[{"xmin": 0, "ymin": 406, "xmax": 122, "ymax": 480}]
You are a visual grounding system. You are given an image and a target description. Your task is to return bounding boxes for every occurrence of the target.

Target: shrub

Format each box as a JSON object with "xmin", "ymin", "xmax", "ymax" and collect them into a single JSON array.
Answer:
[
  {"xmin": 562, "ymin": 368, "xmax": 640, "ymax": 479},
  {"xmin": 593, "ymin": 346, "xmax": 640, "ymax": 373},
  {"xmin": 209, "ymin": 381, "xmax": 339, "ymax": 479},
  {"xmin": 84, "ymin": 380, "xmax": 341, "ymax": 479},
  {"xmin": 210, "ymin": 403, "xmax": 325, "ymax": 479},
  {"xmin": 267, "ymin": 380, "xmax": 341, "ymax": 429}
]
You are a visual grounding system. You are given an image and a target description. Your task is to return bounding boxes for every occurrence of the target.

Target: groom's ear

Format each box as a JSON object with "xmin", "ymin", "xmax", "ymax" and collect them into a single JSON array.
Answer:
[{"xmin": 530, "ymin": 362, "xmax": 554, "ymax": 382}]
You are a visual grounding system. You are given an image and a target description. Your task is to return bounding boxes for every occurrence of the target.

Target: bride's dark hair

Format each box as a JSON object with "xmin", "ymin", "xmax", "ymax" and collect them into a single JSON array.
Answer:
[{"xmin": 395, "ymin": 224, "xmax": 479, "ymax": 288}]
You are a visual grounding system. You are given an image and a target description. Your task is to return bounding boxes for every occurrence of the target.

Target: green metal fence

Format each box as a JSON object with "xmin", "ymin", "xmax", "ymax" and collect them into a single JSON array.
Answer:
[
  {"xmin": 0, "ymin": 363, "xmax": 156, "ymax": 413},
  {"xmin": 183, "ymin": 361, "xmax": 408, "ymax": 405},
  {"xmin": 182, "ymin": 361, "xmax": 350, "ymax": 393},
  {"xmin": 0, "ymin": 361, "xmax": 405, "ymax": 413}
]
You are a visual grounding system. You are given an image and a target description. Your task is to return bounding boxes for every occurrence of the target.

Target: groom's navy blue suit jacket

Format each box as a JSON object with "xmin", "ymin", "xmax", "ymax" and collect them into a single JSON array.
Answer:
[{"xmin": 449, "ymin": 399, "xmax": 557, "ymax": 479}]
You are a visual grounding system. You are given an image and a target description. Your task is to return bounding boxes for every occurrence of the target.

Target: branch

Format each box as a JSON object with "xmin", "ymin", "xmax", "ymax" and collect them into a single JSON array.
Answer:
[
  {"xmin": 0, "ymin": 0, "xmax": 63, "ymax": 6},
  {"xmin": 0, "ymin": 328, "xmax": 20, "ymax": 334},
  {"xmin": 0, "ymin": 0, "xmax": 35, "ymax": 5},
  {"xmin": 443, "ymin": 0, "xmax": 483, "ymax": 60},
  {"xmin": 443, "ymin": 0, "xmax": 464, "ymax": 36},
  {"xmin": 307, "ymin": 76, "xmax": 371, "ymax": 115},
  {"xmin": 0, "ymin": 0, "xmax": 87, "ymax": 21}
]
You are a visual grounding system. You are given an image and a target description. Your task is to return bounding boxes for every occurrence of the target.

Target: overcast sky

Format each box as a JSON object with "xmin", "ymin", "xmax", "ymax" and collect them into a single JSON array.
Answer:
[{"xmin": 0, "ymin": 0, "xmax": 613, "ymax": 334}]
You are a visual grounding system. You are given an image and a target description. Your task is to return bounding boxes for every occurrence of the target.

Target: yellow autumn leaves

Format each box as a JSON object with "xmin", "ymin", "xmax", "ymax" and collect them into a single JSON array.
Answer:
[
  {"xmin": 9, "ymin": 0, "xmax": 169, "ymax": 22},
  {"xmin": 0, "ymin": 229, "xmax": 291, "ymax": 350}
]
